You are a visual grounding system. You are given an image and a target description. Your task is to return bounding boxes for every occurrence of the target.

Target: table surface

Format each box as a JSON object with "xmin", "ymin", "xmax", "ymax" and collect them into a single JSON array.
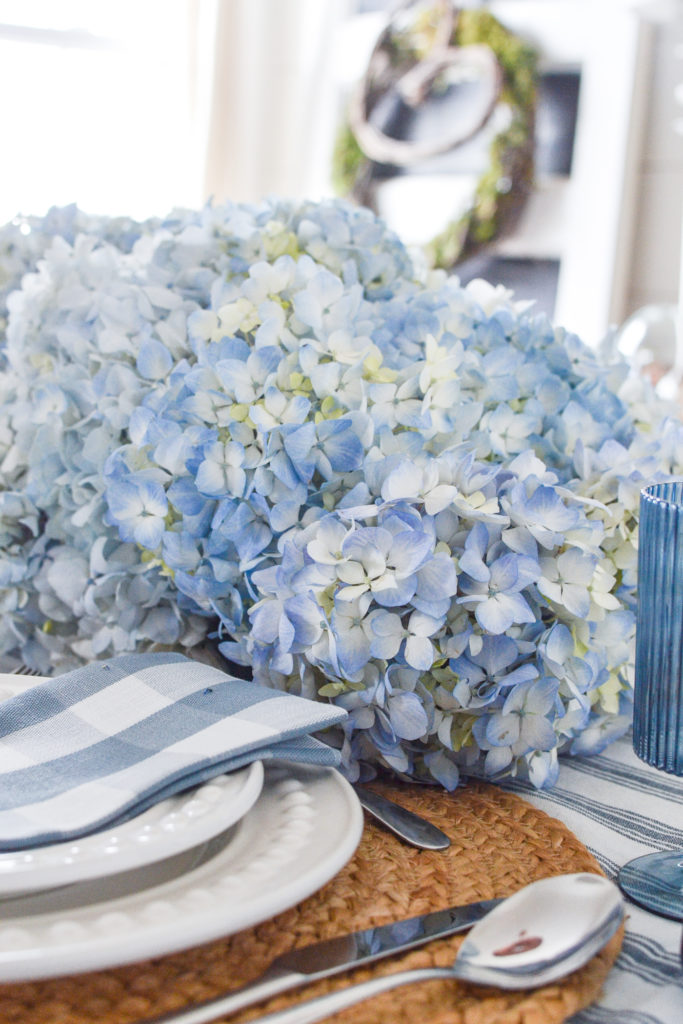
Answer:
[
  {"xmin": 505, "ymin": 734, "xmax": 683, "ymax": 1024},
  {"xmin": 1, "ymin": 672, "xmax": 680, "ymax": 1020}
]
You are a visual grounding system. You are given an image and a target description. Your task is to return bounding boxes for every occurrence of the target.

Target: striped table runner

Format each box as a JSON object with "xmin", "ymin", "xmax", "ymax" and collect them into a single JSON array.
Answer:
[{"xmin": 504, "ymin": 735, "xmax": 683, "ymax": 1023}]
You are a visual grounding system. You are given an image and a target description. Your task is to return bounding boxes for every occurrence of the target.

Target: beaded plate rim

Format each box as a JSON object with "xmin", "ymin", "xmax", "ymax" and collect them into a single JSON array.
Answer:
[{"xmin": 0, "ymin": 763, "xmax": 363, "ymax": 982}]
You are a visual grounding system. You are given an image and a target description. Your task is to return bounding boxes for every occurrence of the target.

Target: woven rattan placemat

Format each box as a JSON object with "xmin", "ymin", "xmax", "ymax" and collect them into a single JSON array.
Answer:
[{"xmin": 0, "ymin": 779, "xmax": 623, "ymax": 1024}]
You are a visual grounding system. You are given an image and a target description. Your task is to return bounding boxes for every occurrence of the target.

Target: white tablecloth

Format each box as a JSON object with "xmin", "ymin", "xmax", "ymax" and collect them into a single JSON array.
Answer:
[{"xmin": 505, "ymin": 734, "xmax": 682, "ymax": 1023}]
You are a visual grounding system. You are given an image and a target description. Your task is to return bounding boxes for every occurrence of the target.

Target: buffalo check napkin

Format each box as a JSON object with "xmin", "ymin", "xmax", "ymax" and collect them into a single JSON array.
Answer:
[{"xmin": 0, "ymin": 652, "xmax": 347, "ymax": 850}]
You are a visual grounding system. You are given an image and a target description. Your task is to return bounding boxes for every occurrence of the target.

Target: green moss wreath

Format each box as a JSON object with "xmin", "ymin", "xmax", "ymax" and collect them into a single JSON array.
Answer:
[{"xmin": 332, "ymin": 2, "xmax": 538, "ymax": 269}]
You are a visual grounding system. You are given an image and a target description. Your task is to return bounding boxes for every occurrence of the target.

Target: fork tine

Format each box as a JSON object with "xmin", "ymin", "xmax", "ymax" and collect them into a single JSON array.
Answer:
[{"xmin": 12, "ymin": 665, "xmax": 43, "ymax": 676}]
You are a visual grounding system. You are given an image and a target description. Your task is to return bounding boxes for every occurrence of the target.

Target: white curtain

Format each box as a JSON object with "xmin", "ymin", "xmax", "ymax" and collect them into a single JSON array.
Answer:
[{"xmin": 191, "ymin": 0, "xmax": 351, "ymax": 205}]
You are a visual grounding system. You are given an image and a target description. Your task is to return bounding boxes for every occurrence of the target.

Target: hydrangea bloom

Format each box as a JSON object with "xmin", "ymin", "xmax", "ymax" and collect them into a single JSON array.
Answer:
[{"xmin": 1, "ymin": 197, "xmax": 681, "ymax": 791}]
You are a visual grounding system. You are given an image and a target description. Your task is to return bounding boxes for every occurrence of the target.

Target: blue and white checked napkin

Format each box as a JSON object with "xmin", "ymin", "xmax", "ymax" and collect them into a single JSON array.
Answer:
[{"xmin": 0, "ymin": 652, "xmax": 347, "ymax": 850}]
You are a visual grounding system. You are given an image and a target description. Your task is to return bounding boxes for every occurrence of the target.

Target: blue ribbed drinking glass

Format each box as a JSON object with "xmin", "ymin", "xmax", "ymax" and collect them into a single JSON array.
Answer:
[
  {"xmin": 633, "ymin": 480, "xmax": 683, "ymax": 775},
  {"xmin": 618, "ymin": 482, "xmax": 683, "ymax": 921}
]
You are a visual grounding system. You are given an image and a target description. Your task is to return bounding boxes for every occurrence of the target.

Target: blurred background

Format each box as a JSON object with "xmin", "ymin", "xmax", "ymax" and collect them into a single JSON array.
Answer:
[{"xmin": 1, "ymin": 0, "xmax": 681, "ymax": 362}]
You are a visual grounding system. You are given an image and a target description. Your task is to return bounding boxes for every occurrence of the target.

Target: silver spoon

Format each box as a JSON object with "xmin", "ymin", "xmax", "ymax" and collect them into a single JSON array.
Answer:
[
  {"xmin": 354, "ymin": 785, "xmax": 451, "ymax": 850},
  {"xmin": 248, "ymin": 873, "xmax": 624, "ymax": 1024}
]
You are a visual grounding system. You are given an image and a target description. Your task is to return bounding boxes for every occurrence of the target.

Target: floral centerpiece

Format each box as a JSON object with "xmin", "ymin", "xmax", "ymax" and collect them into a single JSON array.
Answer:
[{"xmin": 0, "ymin": 198, "xmax": 681, "ymax": 790}]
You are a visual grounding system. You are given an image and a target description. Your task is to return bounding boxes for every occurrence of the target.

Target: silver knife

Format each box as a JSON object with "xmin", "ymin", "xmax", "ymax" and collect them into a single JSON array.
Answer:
[{"xmin": 144, "ymin": 896, "xmax": 502, "ymax": 1024}]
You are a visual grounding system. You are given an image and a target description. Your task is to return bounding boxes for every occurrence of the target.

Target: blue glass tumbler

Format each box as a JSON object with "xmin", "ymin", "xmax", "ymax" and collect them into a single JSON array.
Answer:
[
  {"xmin": 619, "ymin": 482, "xmax": 683, "ymax": 921},
  {"xmin": 633, "ymin": 480, "xmax": 683, "ymax": 775}
]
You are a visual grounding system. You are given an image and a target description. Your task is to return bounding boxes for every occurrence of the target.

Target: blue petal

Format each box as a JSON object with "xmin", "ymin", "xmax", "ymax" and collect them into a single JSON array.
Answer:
[
  {"xmin": 162, "ymin": 531, "xmax": 200, "ymax": 570},
  {"xmin": 249, "ymin": 601, "xmax": 283, "ymax": 643},
  {"xmin": 335, "ymin": 626, "xmax": 372, "ymax": 675},
  {"xmin": 106, "ymin": 481, "xmax": 142, "ymax": 520},
  {"xmin": 372, "ymin": 575, "xmax": 418, "ymax": 608},
  {"xmin": 387, "ymin": 691, "xmax": 429, "ymax": 740},
  {"xmin": 269, "ymin": 500, "xmax": 303, "ymax": 533},
  {"xmin": 416, "ymin": 552, "xmax": 458, "ymax": 600},
  {"xmin": 269, "ymin": 450, "xmax": 305, "ymax": 489},
  {"xmin": 475, "ymin": 593, "xmax": 534, "ymax": 633},
  {"xmin": 485, "ymin": 714, "xmax": 520, "ymax": 746},
  {"xmin": 319, "ymin": 420, "xmax": 363, "ymax": 473},
  {"xmin": 283, "ymin": 423, "xmax": 316, "ymax": 473},
  {"xmin": 423, "ymin": 751, "xmax": 460, "ymax": 790},
  {"xmin": 404, "ymin": 635, "xmax": 433, "ymax": 670},
  {"xmin": 389, "ymin": 530, "xmax": 433, "ymax": 575},
  {"xmin": 520, "ymin": 715, "xmax": 556, "ymax": 751},
  {"xmin": 195, "ymin": 460, "xmax": 228, "ymax": 497},
  {"xmin": 284, "ymin": 594, "xmax": 323, "ymax": 647},
  {"xmin": 136, "ymin": 339, "xmax": 173, "ymax": 380}
]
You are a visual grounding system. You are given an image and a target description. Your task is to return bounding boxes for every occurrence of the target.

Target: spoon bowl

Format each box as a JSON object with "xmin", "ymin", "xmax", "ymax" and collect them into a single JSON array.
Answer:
[
  {"xmin": 251, "ymin": 873, "xmax": 624, "ymax": 1024},
  {"xmin": 353, "ymin": 785, "xmax": 451, "ymax": 850},
  {"xmin": 452, "ymin": 871, "xmax": 623, "ymax": 988}
]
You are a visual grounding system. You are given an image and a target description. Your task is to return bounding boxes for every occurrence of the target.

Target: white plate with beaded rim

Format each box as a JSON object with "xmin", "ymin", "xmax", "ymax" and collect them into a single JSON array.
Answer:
[
  {"xmin": 0, "ymin": 763, "xmax": 363, "ymax": 981},
  {"xmin": 0, "ymin": 673, "xmax": 264, "ymax": 897}
]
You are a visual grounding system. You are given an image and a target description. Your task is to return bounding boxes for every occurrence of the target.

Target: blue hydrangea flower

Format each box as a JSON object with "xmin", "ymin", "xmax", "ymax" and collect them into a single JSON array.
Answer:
[{"xmin": 0, "ymin": 196, "xmax": 681, "ymax": 788}]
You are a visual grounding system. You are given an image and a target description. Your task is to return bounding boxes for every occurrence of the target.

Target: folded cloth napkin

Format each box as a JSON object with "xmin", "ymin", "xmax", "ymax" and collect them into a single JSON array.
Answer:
[{"xmin": 0, "ymin": 652, "xmax": 347, "ymax": 850}]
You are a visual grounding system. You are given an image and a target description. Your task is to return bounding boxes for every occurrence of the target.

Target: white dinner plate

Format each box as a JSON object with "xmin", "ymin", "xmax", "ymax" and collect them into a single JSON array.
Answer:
[
  {"xmin": 0, "ymin": 673, "xmax": 265, "ymax": 897},
  {"xmin": 0, "ymin": 762, "xmax": 363, "ymax": 981},
  {"xmin": 0, "ymin": 762, "xmax": 264, "ymax": 897}
]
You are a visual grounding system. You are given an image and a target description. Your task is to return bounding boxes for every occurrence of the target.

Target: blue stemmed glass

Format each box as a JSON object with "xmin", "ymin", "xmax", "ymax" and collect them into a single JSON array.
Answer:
[{"xmin": 617, "ymin": 482, "xmax": 683, "ymax": 922}]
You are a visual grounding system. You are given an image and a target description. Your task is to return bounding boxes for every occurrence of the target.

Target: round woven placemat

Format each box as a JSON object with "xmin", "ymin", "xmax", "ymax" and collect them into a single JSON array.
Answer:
[{"xmin": 0, "ymin": 779, "xmax": 623, "ymax": 1024}]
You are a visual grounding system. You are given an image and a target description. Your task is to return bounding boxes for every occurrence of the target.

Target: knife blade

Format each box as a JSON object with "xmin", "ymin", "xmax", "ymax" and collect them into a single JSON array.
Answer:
[{"xmin": 145, "ymin": 895, "xmax": 502, "ymax": 1024}]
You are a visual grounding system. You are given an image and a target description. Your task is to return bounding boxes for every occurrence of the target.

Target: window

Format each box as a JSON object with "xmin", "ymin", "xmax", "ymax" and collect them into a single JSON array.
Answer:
[{"xmin": 0, "ymin": 1, "xmax": 198, "ymax": 222}]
